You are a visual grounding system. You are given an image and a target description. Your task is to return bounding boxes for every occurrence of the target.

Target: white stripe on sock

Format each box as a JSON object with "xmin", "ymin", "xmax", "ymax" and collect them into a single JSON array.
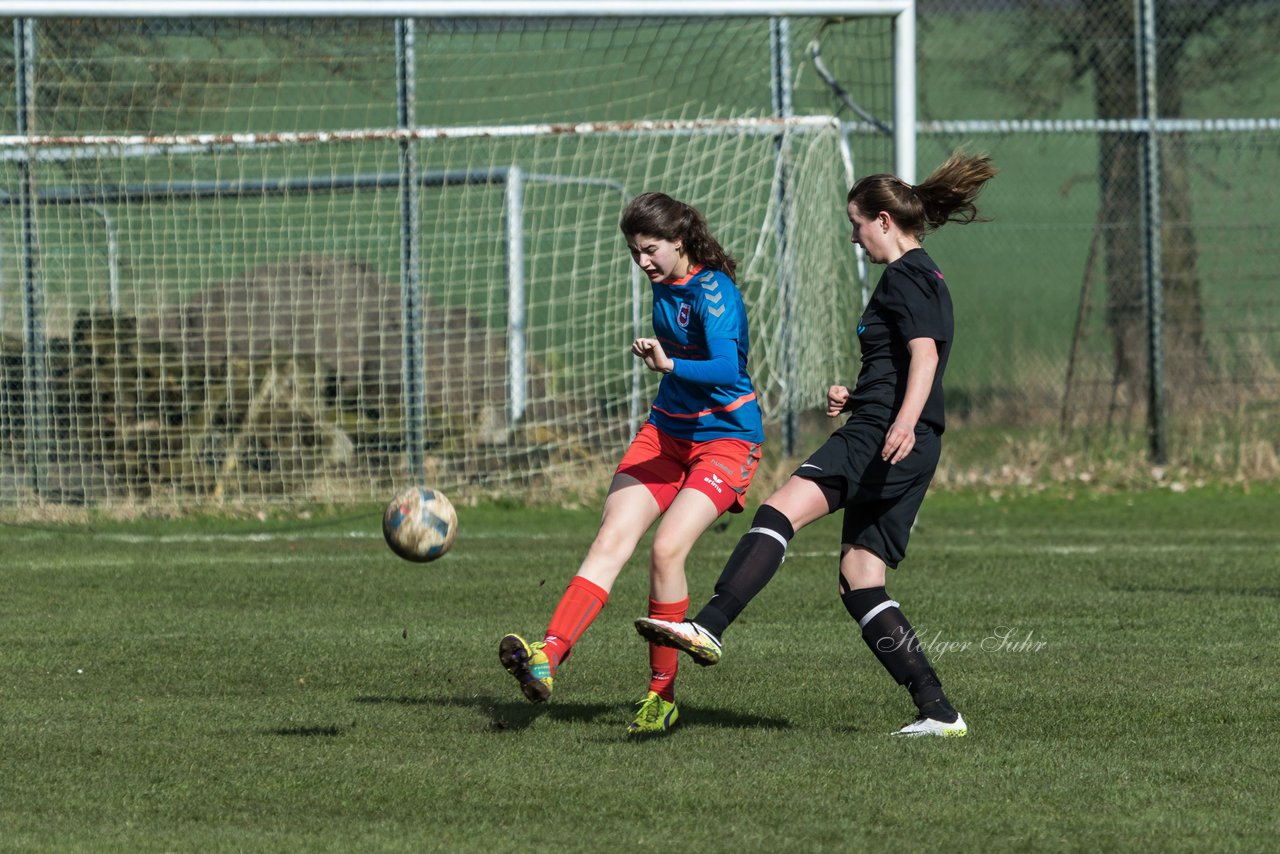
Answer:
[
  {"xmin": 747, "ymin": 526, "xmax": 789, "ymax": 549},
  {"xmin": 858, "ymin": 599, "xmax": 900, "ymax": 629}
]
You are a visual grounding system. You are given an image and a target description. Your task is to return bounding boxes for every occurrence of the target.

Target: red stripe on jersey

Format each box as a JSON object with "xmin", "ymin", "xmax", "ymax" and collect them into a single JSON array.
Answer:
[{"xmin": 650, "ymin": 391, "xmax": 758, "ymax": 420}]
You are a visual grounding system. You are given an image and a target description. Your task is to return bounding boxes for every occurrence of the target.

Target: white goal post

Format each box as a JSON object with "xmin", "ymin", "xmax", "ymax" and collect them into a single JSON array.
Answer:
[{"xmin": 0, "ymin": 1, "xmax": 916, "ymax": 506}]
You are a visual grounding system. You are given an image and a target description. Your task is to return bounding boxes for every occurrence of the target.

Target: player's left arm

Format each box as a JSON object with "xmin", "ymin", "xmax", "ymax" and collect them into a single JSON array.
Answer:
[{"xmin": 881, "ymin": 336, "xmax": 940, "ymax": 464}]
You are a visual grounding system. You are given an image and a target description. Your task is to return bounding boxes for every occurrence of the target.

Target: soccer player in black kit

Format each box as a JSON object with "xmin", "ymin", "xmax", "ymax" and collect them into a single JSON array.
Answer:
[{"xmin": 636, "ymin": 152, "xmax": 997, "ymax": 737}]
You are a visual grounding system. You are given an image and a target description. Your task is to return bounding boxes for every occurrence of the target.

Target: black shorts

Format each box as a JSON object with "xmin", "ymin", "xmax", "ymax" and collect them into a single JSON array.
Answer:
[{"xmin": 792, "ymin": 404, "xmax": 940, "ymax": 568}]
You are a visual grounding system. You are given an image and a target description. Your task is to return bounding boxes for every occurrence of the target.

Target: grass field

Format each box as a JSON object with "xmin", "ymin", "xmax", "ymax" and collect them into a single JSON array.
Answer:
[{"xmin": 3, "ymin": 485, "xmax": 1279, "ymax": 851}]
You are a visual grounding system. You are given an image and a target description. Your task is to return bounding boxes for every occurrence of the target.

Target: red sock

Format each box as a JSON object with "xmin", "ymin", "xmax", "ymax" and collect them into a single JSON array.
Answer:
[
  {"xmin": 647, "ymin": 597, "xmax": 689, "ymax": 702},
  {"xmin": 542, "ymin": 576, "xmax": 609, "ymax": 671}
]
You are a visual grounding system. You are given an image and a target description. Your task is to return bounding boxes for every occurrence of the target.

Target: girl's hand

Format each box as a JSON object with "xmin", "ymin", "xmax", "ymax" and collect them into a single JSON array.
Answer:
[
  {"xmin": 826, "ymin": 385, "xmax": 851, "ymax": 417},
  {"xmin": 881, "ymin": 421, "xmax": 917, "ymax": 464},
  {"xmin": 631, "ymin": 338, "xmax": 674, "ymax": 374}
]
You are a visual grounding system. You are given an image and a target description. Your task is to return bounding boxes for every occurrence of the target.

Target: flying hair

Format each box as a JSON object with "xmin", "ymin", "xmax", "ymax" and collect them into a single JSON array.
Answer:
[
  {"xmin": 620, "ymin": 192, "xmax": 738, "ymax": 281},
  {"xmin": 847, "ymin": 151, "xmax": 997, "ymax": 240}
]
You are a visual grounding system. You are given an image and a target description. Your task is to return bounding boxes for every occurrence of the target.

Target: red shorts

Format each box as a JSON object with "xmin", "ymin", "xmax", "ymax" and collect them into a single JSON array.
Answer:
[{"xmin": 615, "ymin": 422, "xmax": 763, "ymax": 515}]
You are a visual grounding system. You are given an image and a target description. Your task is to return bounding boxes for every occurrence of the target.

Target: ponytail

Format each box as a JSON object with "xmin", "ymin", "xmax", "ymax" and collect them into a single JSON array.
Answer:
[{"xmin": 847, "ymin": 152, "xmax": 997, "ymax": 239}]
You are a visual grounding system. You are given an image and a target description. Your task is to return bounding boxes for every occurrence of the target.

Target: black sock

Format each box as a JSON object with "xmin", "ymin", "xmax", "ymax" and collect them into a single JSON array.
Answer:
[
  {"xmin": 841, "ymin": 586, "xmax": 956, "ymax": 721},
  {"xmin": 692, "ymin": 504, "xmax": 794, "ymax": 638}
]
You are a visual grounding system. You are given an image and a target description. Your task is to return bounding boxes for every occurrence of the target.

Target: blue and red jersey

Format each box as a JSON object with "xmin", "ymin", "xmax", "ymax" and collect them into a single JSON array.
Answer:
[{"xmin": 646, "ymin": 265, "xmax": 764, "ymax": 443}]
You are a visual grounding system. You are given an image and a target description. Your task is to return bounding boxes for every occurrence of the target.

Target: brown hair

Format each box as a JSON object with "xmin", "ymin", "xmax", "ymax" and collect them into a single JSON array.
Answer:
[
  {"xmin": 620, "ymin": 192, "xmax": 738, "ymax": 281},
  {"xmin": 847, "ymin": 152, "xmax": 997, "ymax": 240}
]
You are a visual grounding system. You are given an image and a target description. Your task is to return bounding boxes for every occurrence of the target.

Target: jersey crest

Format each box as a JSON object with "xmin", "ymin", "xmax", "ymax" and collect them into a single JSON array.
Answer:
[{"xmin": 677, "ymin": 301, "xmax": 691, "ymax": 329}]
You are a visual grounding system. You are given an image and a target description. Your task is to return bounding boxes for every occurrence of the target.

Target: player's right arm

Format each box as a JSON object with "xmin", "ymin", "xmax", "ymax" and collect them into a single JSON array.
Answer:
[
  {"xmin": 634, "ymin": 336, "xmax": 738, "ymax": 385},
  {"xmin": 881, "ymin": 336, "xmax": 939, "ymax": 464},
  {"xmin": 826, "ymin": 385, "xmax": 851, "ymax": 417},
  {"xmin": 632, "ymin": 337, "xmax": 674, "ymax": 373}
]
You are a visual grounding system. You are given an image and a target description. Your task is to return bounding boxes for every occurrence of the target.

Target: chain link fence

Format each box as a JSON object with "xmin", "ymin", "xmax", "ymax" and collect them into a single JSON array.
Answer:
[
  {"xmin": 912, "ymin": 0, "xmax": 1279, "ymax": 482},
  {"xmin": 1, "ymin": 2, "xmax": 1276, "ymax": 508}
]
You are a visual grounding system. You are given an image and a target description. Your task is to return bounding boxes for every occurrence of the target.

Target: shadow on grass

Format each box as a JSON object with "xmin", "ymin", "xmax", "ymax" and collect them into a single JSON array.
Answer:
[
  {"xmin": 677, "ymin": 704, "xmax": 792, "ymax": 731},
  {"xmin": 353, "ymin": 693, "xmax": 611, "ymax": 731},
  {"xmin": 1105, "ymin": 580, "xmax": 1280, "ymax": 598},
  {"xmin": 351, "ymin": 694, "xmax": 791, "ymax": 734},
  {"xmin": 266, "ymin": 724, "xmax": 349, "ymax": 737}
]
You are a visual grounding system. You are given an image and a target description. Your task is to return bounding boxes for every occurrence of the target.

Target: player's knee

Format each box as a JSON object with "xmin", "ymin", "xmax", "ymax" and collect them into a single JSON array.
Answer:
[
  {"xmin": 649, "ymin": 532, "xmax": 692, "ymax": 576},
  {"xmin": 839, "ymin": 547, "xmax": 887, "ymax": 590},
  {"xmin": 588, "ymin": 523, "xmax": 640, "ymax": 563}
]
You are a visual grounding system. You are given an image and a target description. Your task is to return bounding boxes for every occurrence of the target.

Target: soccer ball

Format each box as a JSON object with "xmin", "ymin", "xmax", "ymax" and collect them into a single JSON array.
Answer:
[{"xmin": 382, "ymin": 485, "xmax": 458, "ymax": 563}]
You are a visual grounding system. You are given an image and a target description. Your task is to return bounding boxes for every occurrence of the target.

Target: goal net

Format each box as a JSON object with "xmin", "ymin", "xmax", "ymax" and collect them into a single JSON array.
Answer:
[{"xmin": 0, "ymin": 4, "xmax": 911, "ymax": 506}]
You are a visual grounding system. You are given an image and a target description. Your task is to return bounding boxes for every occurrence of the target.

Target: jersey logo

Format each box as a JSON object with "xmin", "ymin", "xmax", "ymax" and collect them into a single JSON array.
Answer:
[
  {"xmin": 677, "ymin": 301, "xmax": 691, "ymax": 328},
  {"xmin": 857, "ymin": 324, "xmax": 866, "ymax": 336},
  {"xmin": 699, "ymin": 272, "xmax": 724, "ymax": 316}
]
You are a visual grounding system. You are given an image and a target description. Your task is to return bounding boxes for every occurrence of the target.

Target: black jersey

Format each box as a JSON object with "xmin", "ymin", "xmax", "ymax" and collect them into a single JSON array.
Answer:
[{"xmin": 848, "ymin": 248, "xmax": 954, "ymax": 434}]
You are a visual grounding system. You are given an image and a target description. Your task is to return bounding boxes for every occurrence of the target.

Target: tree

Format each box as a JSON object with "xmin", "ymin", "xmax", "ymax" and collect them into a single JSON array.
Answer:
[{"xmin": 971, "ymin": 0, "xmax": 1279, "ymax": 409}]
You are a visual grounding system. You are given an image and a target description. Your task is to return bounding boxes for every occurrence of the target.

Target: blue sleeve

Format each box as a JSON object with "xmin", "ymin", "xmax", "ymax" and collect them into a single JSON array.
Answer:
[{"xmin": 669, "ymin": 337, "xmax": 737, "ymax": 386}]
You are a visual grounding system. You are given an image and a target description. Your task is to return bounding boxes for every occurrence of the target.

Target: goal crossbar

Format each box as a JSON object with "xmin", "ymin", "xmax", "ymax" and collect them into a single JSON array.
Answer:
[
  {"xmin": 0, "ymin": 1, "xmax": 913, "ymax": 18},
  {"xmin": 0, "ymin": 116, "xmax": 849, "ymax": 152}
]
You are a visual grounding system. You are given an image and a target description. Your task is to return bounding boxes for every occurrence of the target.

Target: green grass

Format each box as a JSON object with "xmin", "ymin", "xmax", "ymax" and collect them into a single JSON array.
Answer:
[{"xmin": 3, "ymin": 487, "xmax": 1279, "ymax": 850}]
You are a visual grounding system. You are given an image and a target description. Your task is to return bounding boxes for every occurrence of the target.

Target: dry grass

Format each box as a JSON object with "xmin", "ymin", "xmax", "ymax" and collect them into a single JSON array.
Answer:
[{"xmin": 3, "ymin": 410, "xmax": 1276, "ymax": 523}]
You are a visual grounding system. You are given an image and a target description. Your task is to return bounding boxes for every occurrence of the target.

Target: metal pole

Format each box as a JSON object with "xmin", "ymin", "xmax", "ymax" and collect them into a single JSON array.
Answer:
[
  {"xmin": 396, "ymin": 17, "xmax": 426, "ymax": 481},
  {"xmin": 87, "ymin": 204, "xmax": 120, "ymax": 313},
  {"xmin": 15, "ymin": 18, "xmax": 47, "ymax": 498},
  {"xmin": 505, "ymin": 165, "xmax": 526, "ymax": 426},
  {"xmin": 1137, "ymin": 0, "xmax": 1166, "ymax": 463},
  {"xmin": 892, "ymin": 3, "xmax": 916, "ymax": 182},
  {"xmin": 836, "ymin": 131, "xmax": 872, "ymax": 310},
  {"xmin": 771, "ymin": 16, "xmax": 798, "ymax": 456}
]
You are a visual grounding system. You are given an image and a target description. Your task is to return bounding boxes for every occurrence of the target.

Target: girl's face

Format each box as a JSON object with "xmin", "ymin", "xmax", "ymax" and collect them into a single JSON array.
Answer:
[
  {"xmin": 847, "ymin": 202, "xmax": 895, "ymax": 265},
  {"xmin": 627, "ymin": 233, "xmax": 689, "ymax": 282}
]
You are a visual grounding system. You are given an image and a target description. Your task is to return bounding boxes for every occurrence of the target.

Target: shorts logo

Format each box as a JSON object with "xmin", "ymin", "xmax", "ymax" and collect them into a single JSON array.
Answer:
[
  {"xmin": 677, "ymin": 302, "xmax": 691, "ymax": 329},
  {"xmin": 704, "ymin": 473, "xmax": 724, "ymax": 493}
]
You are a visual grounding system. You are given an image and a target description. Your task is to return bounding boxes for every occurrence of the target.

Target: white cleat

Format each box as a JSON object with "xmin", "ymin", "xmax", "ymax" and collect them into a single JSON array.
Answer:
[
  {"xmin": 892, "ymin": 713, "xmax": 968, "ymax": 738},
  {"xmin": 634, "ymin": 617, "xmax": 723, "ymax": 666}
]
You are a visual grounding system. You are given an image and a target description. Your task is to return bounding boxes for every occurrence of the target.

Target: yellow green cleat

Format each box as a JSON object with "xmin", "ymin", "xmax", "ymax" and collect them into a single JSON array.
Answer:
[
  {"xmin": 626, "ymin": 690, "xmax": 679, "ymax": 736},
  {"xmin": 498, "ymin": 633, "xmax": 554, "ymax": 703}
]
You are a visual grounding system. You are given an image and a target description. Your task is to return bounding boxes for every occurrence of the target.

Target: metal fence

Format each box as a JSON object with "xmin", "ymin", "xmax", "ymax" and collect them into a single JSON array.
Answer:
[
  {"xmin": 912, "ymin": 0, "xmax": 1279, "ymax": 473},
  {"xmin": 1, "ymin": 1, "xmax": 1277, "ymax": 507}
]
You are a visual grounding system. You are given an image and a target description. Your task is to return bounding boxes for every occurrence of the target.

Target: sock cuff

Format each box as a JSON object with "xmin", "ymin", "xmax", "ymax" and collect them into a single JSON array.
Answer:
[
  {"xmin": 692, "ymin": 601, "xmax": 731, "ymax": 639},
  {"xmin": 648, "ymin": 597, "xmax": 689, "ymax": 620},
  {"xmin": 568, "ymin": 575, "xmax": 609, "ymax": 605},
  {"xmin": 841, "ymin": 586, "xmax": 896, "ymax": 625},
  {"xmin": 750, "ymin": 504, "xmax": 795, "ymax": 543}
]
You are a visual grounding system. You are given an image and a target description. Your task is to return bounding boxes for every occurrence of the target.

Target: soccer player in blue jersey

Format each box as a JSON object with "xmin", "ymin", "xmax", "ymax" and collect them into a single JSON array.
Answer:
[
  {"xmin": 500, "ymin": 192, "xmax": 764, "ymax": 735},
  {"xmin": 637, "ymin": 153, "xmax": 997, "ymax": 738}
]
